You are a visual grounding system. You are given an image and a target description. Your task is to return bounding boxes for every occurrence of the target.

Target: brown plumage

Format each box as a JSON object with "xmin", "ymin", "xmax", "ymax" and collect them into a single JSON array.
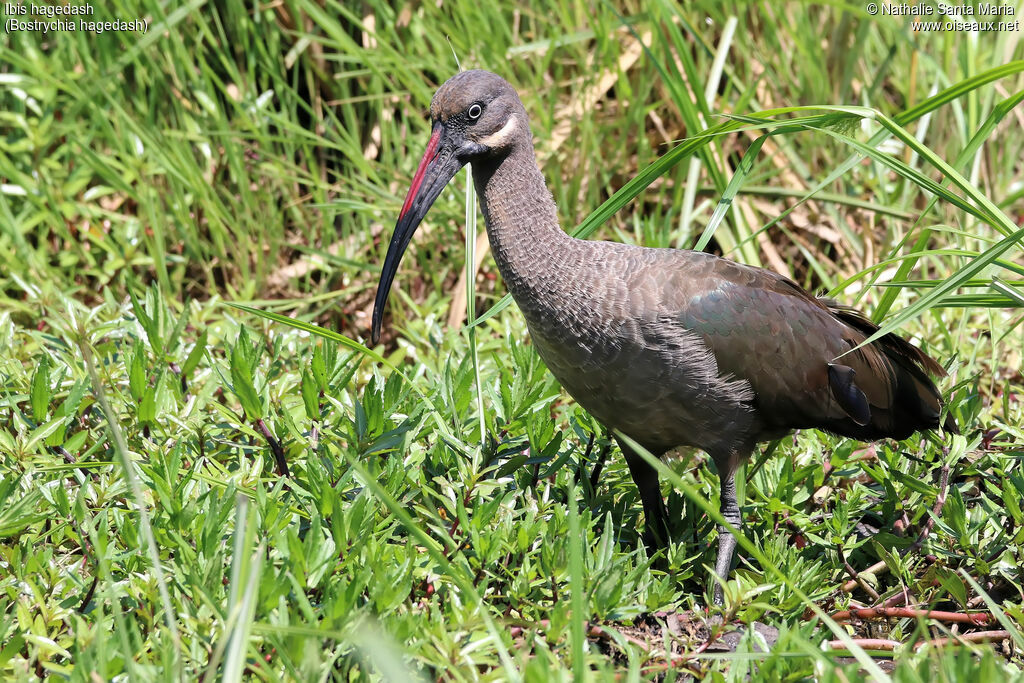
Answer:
[{"xmin": 372, "ymin": 70, "xmax": 956, "ymax": 604}]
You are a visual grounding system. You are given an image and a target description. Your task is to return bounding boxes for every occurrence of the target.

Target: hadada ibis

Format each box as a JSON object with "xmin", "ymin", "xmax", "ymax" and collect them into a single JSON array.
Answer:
[{"xmin": 371, "ymin": 70, "xmax": 956, "ymax": 604}]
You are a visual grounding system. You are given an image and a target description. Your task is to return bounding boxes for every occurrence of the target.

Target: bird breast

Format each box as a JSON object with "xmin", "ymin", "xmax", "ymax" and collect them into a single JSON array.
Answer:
[{"xmin": 511, "ymin": 244, "xmax": 759, "ymax": 455}]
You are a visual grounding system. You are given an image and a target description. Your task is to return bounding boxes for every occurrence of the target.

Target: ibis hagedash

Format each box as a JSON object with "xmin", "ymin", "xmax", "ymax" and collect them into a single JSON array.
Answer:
[{"xmin": 371, "ymin": 70, "xmax": 956, "ymax": 603}]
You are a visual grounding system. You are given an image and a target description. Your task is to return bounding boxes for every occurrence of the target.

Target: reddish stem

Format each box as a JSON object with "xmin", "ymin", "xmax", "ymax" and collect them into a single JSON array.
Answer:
[
  {"xmin": 825, "ymin": 638, "xmax": 901, "ymax": 651},
  {"xmin": 919, "ymin": 630, "xmax": 1010, "ymax": 650},
  {"xmin": 910, "ymin": 463, "xmax": 949, "ymax": 552},
  {"xmin": 830, "ymin": 607, "xmax": 992, "ymax": 626}
]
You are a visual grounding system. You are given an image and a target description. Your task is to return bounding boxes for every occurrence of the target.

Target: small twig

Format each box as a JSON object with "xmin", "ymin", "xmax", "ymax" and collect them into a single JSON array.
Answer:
[
  {"xmin": 825, "ymin": 638, "xmax": 901, "ymax": 652},
  {"xmin": 255, "ymin": 418, "xmax": 289, "ymax": 477},
  {"xmin": 78, "ymin": 574, "xmax": 99, "ymax": 613},
  {"xmin": 837, "ymin": 545, "xmax": 880, "ymax": 602},
  {"xmin": 841, "ymin": 560, "xmax": 888, "ymax": 593},
  {"xmin": 830, "ymin": 607, "xmax": 992, "ymax": 626},
  {"xmin": 875, "ymin": 586, "xmax": 911, "ymax": 609},
  {"xmin": 828, "ymin": 630, "xmax": 1012, "ymax": 654},
  {"xmin": 967, "ymin": 594, "xmax": 988, "ymax": 609},
  {"xmin": 917, "ymin": 630, "xmax": 1011, "ymax": 650},
  {"xmin": 55, "ymin": 445, "xmax": 76, "ymax": 465},
  {"xmin": 910, "ymin": 463, "xmax": 950, "ymax": 552},
  {"xmin": 51, "ymin": 445, "xmax": 96, "ymax": 479}
]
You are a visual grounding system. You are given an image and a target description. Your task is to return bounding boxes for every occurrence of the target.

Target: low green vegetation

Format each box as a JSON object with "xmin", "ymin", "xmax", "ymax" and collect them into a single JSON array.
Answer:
[{"xmin": 1, "ymin": 0, "xmax": 1023, "ymax": 680}]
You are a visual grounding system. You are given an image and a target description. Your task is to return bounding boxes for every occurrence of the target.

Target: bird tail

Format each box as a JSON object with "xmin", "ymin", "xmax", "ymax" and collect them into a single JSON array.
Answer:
[{"xmin": 824, "ymin": 302, "xmax": 958, "ymax": 439}]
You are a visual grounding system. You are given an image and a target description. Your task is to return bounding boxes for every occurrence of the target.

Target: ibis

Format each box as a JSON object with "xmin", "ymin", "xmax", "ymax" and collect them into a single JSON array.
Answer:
[{"xmin": 371, "ymin": 70, "xmax": 955, "ymax": 604}]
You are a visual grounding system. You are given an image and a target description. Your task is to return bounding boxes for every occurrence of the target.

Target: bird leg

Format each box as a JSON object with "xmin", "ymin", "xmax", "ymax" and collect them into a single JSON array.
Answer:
[
  {"xmin": 713, "ymin": 470, "xmax": 742, "ymax": 605},
  {"xmin": 617, "ymin": 439, "xmax": 670, "ymax": 550}
]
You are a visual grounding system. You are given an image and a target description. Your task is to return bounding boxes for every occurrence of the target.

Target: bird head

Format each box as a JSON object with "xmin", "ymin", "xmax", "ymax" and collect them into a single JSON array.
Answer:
[{"xmin": 371, "ymin": 70, "xmax": 526, "ymax": 344}]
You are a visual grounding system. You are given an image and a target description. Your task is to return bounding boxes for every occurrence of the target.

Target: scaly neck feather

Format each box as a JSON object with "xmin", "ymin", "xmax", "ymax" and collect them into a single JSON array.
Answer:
[{"xmin": 471, "ymin": 141, "xmax": 575, "ymax": 305}]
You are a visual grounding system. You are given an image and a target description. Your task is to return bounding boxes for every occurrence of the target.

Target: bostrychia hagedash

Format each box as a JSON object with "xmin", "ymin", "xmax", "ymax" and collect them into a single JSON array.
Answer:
[{"xmin": 371, "ymin": 70, "xmax": 956, "ymax": 604}]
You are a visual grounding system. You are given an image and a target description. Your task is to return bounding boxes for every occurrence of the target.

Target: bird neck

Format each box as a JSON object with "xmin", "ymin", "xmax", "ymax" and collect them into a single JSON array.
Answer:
[{"xmin": 472, "ymin": 143, "xmax": 573, "ymax": 301}]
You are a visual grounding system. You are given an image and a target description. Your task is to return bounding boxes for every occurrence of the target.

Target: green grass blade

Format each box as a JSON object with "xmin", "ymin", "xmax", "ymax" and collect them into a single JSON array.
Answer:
[
  {"xmin": 694, "ymin": 134, "xmax": 767, "ymax": 252},
  {"xmin": 465, "ymin": 165, "xmax": 487, "ymax": 449},
  {"xmin": 873, "ymin": 87, "xmax": 1024, "ymax": 319},
  {"xmin": 567, "ymin": 478, "xmax": 586, "ymax": 680}
]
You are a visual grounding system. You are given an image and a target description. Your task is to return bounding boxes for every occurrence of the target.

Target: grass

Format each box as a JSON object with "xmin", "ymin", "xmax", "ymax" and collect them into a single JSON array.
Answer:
[{"xmin": 1, "ymin": 0, "xmax": 1023, "ymax": 679}]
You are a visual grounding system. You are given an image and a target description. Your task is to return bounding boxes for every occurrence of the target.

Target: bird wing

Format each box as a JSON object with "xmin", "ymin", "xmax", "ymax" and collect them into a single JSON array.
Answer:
[{"xmin": 651, "ymin": 250, "xmax": 946, "ymax": 437}]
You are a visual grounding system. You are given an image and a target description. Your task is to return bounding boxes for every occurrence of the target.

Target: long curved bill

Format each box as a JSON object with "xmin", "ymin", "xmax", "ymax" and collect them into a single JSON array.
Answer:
[{"xmin": 371, "ymin": 123, "xmax": 464, "ymax": 344}]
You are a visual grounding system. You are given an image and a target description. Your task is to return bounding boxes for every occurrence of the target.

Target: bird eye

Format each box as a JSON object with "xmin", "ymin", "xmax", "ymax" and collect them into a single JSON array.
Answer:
[{"xmin": 467, "ymin": 103, "xmax": 483, "ymax": 120}]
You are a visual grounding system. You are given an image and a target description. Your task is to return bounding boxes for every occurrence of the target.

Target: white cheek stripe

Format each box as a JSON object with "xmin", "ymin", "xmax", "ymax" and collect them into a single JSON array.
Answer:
[{"xmin": 479, "ymin": 115, "xmax": 519, "ymax": 147}]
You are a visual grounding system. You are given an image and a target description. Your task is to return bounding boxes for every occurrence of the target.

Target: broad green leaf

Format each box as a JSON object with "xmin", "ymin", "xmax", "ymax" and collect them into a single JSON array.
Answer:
[
  {"xmin": 230, "ymin": 333, "xmax": 263, "ymax": 421},
  {"xmin": 301, "ymin": 369, "xmax": 319, "ymax": 422},
  {"xmin": 181, "ymin": 328, "xmax": 208, "ymax": 377},
  {"xmin": 29, "ymin": 355, "xmax": 50, "ymax": 423},
  {"xmin": 128, "ymin": 340, "xmax": 147, "ymax": 403}
]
